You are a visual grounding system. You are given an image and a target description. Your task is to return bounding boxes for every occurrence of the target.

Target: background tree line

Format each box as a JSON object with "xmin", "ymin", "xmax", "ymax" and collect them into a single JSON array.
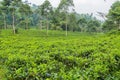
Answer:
[
  {"xmin": 103, "ymin": 0, "xmax": 120, "ymax": 32},
  {"xmin": 0, "ymin": 0, "xmax": 119, "ymax": 34}
]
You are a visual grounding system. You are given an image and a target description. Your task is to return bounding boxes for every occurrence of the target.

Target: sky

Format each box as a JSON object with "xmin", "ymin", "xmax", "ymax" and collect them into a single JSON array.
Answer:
[{"xmin": 26, "ymin": 0, "xmax": 118, "ymax": 20}]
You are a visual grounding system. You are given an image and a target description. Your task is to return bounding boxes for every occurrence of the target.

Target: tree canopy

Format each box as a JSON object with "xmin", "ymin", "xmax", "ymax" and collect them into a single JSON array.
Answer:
[
  {"xmin": 103, "ymin": 1, "xmax": 120, "ymax": 31},
  {"xmin": 0, "ymin": 0, "xmax": 103, "ymax": 34}
]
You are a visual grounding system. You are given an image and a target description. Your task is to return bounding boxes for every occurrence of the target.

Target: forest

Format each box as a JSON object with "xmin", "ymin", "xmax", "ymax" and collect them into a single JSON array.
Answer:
[
  {"xmin": 0, "ymin": 0, "xmax": 120, "ymax": 80},
  {"xmin": 0, "ymin": 0, "xmax": 119, "ymax": 33},
  {"xmin": 0, "ymin": 0, "xmax": 103, "ymax": 34}
]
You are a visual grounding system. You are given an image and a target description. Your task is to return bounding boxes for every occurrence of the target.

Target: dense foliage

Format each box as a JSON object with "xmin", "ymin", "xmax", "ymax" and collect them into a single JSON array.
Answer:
[
  {"xmin": 0, "ymin": 0, "xmax": 120, "ymax": 80},
  {"xmin": 103, "ymin": 1, "xmax": 120, "ymax": 31},
  {"xmin": 0, "ymin": 0, "xmax": 101, "ymax": 33},
  {"xmin": 0, "ymin": 30, "xmax": 120, "ymax": 80}
]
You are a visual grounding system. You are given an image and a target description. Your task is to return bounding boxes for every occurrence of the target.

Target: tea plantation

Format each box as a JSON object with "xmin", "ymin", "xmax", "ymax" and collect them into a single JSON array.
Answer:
[{"xmin": 0, "ymin": 30, "xmax": 120, "ymax": 80}]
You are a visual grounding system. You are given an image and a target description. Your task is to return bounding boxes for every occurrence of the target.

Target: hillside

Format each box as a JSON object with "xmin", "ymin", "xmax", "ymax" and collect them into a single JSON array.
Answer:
[{"xmin": 0, "ymin": 30, "xmax": 120, "ymax": 80}]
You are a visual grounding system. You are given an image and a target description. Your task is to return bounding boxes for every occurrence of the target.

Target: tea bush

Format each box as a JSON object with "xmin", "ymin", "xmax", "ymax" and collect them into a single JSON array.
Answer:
[{"xmin": 0, "ymin": 30, "xmax": 120, "ymax": 80}]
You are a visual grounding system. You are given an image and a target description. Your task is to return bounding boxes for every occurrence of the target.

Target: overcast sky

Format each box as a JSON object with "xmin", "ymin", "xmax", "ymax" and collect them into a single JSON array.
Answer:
[{"xmin": 26, "ymin": 0, "xmax": 118, "ymax": 20}]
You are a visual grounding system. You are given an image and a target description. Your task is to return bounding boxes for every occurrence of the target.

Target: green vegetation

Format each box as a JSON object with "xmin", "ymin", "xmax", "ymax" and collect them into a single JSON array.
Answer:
[
  {"xmin": 103, "ymin": 1, "xmax": 120, "ymax": 31},
  {"xmin": 0, "ymin": 0, "xmax": 102, "ymax": 34},
  {"xmin": 0, "ymin": 30, "xmax": 120, "ymax": 80},
  {"xmin": 0, "ymin": 0, "xmax": 119, "ymax": 33},
  {"xmin": 0, "ymin": 0, "xmax": 120, "ymax": 80}
]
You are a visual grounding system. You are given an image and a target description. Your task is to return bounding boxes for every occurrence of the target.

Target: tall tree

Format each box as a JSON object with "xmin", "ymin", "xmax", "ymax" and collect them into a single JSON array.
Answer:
[
  {"xmin": 104, "ymin": 1, "xmax": 120, "ymax": 31},
  {"xmin": 39, "ymin": 0, "xmax": 53, "ymax": 35},
  {"xmin": 35, "ymin": 5, "xmax": 43, "ymax": 30},
  {"xmin": 58, "ymin": 0, "xmax": 74, "ymax": 36},
  {"xmin": 9, "ymin": 0, "xmax": 22, "ymax": 34},
  {"xmin": 19, "ymin": 1, "xmax": 32, "ymax": 30},
  {"xmin": 77, "ymin": 18, "xmax": 87, "ymax": 32},
  {"xmin": 108, "ymin": 1, "xmax": 120, "ymax": 29},
  {"xmin": 32, "ymin": 12, "xmax": 41, "ymax": 29},
  {"xmin": 77, "ymin": 14, "xmax": 101, "ymax": 32},
  {"xmin": 0, "ymin": 0, "xmax": 12, "ymax": 29},
  {"xmin": 68, "ymin": 11, "xmax": 77, "ymax": 32}
]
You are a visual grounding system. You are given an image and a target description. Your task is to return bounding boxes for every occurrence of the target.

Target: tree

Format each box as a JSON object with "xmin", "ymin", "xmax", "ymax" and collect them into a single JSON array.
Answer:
[
  {"xmin": 0, "ymin": 8, "xmax": 7, "ymax": 29},
  {"xmin": 87, "ymin": 20, "xmax": 101, "ymax": 32},
  {"xmin": 77, "ymin": 18, "xmax": 87, "ymax": 32},
  {"xmin": 32, "ymin": 4, "xmax": 42, "ymax": 30},
  {"xmin": 0, "ymin": 0, "xmax": 12, "ymax": 29},
  {"xmin": 9, "ymin": 0, "xmax": 22, "ymax": 34},
  {"xmin": 39, "ymin": 0, "xmax": 53, "ymax": 35},
  {"xmin": 102, "ymin": 20, "xmax": 117, "ymax": 32},
  {"xmin": 68, "ymin": 9, "xmax": 78, "ymax": 32},
  {"xmin": 58, "ymin": 0, "xmax": 74, "ymax": 36},
  {"xmin": 77, "ymin": 14, "xmax": 101, "ymax": 32},
  {"xmin": 50, "ymin": 8, "xmax": 62, "ymax": 30},
  {"xmin": 106, "ymin": 1, "xmax": 120, "ymax": 30},
  {"xmin": 35, "ymin": 4, "xmax": 44, "ymax": 30},
  {"xmin": 19, "ymin": 1, "xmax": 32, "ymax": 30}
]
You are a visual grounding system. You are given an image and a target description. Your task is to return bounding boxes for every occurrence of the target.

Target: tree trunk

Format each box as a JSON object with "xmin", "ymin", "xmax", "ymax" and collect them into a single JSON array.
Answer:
[
  {"xmin": 46, "ymin": 20, "xmax": 48, "ymax": 36},
  {"xmin": 46, "ymin": 15, "xmax": 49, "ymax": 36},
  {"xmin": 40, "ymin": 20, "xmax": 42, "ymax": 30},
  {"xmin": 27, "ymin": 20, "xmax": 28, "ymax": 30},
  {"xmin": 66, "ymin": 13, "xmax": 68, "ymax": 36},
  {"xmin": 4, "ymin": 15, "xmax": 6, "ymax": 29},
  {"xmin": 118, "ymin": 20, "xmax": 120, "ymax": 30},
  {"xmin": 25, "ymin": 22, "xmax": 27, "ymax": 30},
  {"xmin": 12, "ymin": 10, "xmax": 15, "ymax": 34},
  {"xmin": 26, "ymin": 19, "xmax": 28, "ymax": 30},
  {"xmin": 66, "ymin": 22, "xmax": 68, "ymax": 36}
]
